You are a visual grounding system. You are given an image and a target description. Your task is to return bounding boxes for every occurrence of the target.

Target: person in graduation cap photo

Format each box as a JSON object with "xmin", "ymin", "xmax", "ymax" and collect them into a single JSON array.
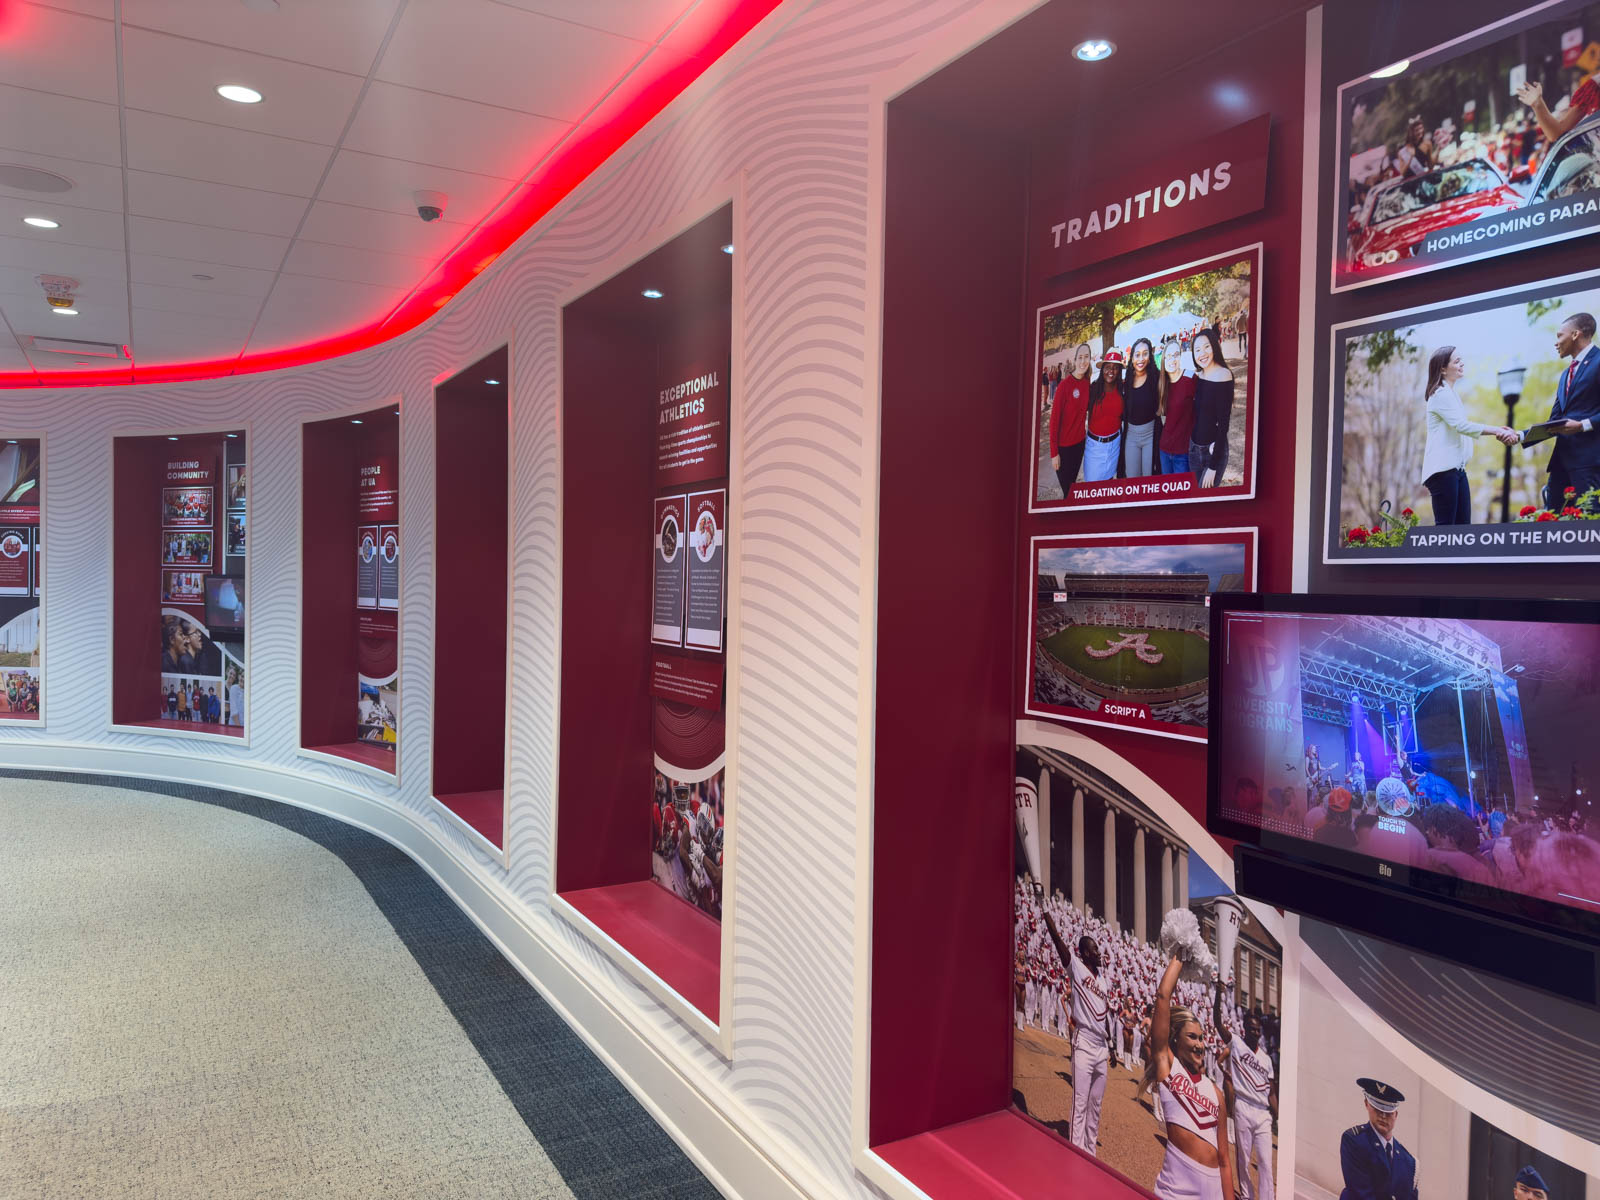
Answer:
[
  {"xmin": 1339, "ymin": 1077, "xmax": 1418, "ymax": 1200},
  {"xmin": 1512, "ymin": 1164, "xmax": 1552, "ymax": 1200}
]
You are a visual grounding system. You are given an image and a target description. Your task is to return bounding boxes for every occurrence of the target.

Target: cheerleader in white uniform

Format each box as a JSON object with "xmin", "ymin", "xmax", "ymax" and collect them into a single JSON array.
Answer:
[{"xmin": 1142, "ymin": 952, "xmax": 1235, "ymax": 1200}]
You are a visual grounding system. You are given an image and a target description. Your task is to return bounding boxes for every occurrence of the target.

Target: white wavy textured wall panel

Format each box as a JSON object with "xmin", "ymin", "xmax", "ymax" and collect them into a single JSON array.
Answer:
[{"xmin": 0, "ymin": 0, "xmax": 994, "ymax": 1193}]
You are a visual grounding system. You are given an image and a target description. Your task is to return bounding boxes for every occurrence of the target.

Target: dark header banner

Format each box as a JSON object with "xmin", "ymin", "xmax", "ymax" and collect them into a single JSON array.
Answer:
[{"xmin": 1035, "ymin": 114, "xmax": 1270, "ymax": 278}]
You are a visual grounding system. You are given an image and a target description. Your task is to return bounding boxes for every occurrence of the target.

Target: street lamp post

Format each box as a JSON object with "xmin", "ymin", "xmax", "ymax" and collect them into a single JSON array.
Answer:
[{"xmin": 1498, "ymin": 364, "xmax": 1527, "ymax": 522}]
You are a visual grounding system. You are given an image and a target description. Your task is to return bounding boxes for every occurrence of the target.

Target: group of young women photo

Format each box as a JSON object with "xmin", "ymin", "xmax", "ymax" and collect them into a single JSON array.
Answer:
[{"xmin": 1044, "ymin": 329, "xmax": 1240, "ymax": 498}]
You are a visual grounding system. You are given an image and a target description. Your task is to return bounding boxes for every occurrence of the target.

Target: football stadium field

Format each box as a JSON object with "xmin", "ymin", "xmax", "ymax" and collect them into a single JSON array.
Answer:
[{"xmin": 1040, "ymin": 623, "xmax": 1209, "ymax": 691}]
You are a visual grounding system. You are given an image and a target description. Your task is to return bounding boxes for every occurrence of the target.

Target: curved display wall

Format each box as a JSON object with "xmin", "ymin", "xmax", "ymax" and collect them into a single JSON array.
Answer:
[{"xmin": 2, "ymin": 1, "xmax": 1598, "ymax": 1198}]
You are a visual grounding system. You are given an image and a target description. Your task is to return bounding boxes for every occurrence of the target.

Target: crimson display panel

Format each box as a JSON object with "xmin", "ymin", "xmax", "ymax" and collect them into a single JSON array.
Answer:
[{"xmin": 1208, "ymin": 593, "xmax": 1600, "ymax": 982}]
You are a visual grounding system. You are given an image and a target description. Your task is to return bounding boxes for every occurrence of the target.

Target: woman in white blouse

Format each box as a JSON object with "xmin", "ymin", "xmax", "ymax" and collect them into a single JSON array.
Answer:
[{"xmin": 1421, "ymin": 345, "xmax": 1519, "ymax": 525}]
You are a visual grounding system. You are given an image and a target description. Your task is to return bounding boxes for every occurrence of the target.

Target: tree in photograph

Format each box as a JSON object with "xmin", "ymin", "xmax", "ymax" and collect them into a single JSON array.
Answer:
[
  {"xmin": 1042, "ymin": 262, "xmax": 1250, "ymax": 359},
  {"xmin": 1340, "ymin": 327, "xmax": 1423, "ymax": 526}
]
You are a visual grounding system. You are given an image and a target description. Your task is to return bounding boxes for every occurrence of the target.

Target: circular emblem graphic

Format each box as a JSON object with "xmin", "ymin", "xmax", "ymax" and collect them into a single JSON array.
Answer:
[
  {"xmin": 0, "ymin": 534, "xmax": 21, "ymax": 559},
  {"xmin": 381, "ymin": 533, "xmax": 398, "ymax": 564},
  {"xmin": 660, "ymin": 513, "xmax": 680, "ymax": 562},
  {"xmin": 359, "ymin": 533, "xmax": 377, "ymax": 563},
  {"xmin": 694, "ymin": 511, "xmax": 717, "ymax": 563}
]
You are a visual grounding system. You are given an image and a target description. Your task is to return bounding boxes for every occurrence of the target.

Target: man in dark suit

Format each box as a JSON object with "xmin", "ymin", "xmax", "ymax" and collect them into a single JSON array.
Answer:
[
  {"xmin": 1339, "ymin": 1077, "xmax": 1418, "ymax": 1200},
  {"xmin": 1538, "ymin": 312, "xmax": 1600, "ymax": 509}
]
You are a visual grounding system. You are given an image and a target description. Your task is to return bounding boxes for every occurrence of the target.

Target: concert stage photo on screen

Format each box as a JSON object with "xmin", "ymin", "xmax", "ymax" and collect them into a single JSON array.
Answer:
[
  {"xmin": 1213, "ymin": 601, "xmax": 1600, "ymax": 936},
  {"xmin": 1328, "ymin": 269, "xmax": 1600, "ymax": 564},
  {"xmin": 1025, "ymin": 530, "xmax": 1256, "ymax": 742}
]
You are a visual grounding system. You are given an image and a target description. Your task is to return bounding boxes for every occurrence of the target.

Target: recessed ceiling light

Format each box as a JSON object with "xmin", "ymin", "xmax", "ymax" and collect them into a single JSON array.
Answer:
[
  {"xmin": 226, "ymin": 433, "xmax": 238, "ymax": 438},
  {"xmin": 4, "ymin": 440, "xmax": 14, "ymax": 445},
  {"xmin": 216, "ymin": 84, "xmax": 263, "ymax": 104},
  {"xmin": 167, "ymin": 436, "xmax": 179, "ymax": 441},
  {"xmin": 485, "ymin": 378, "xmax": 501, "ymax": 385},
  {"xmin": 1370, "ymin": 59, "xmax": 1409, "ymax": 79},
  {"xmin": 351, "ymin": 418, "xmax": 363, "ymax": 425},
  {"xmin": 721, "ymin": 243, "xmax": 734, "ymax": 254},
  {"xmin": 51, "ymin": 307, "xmax": 78, "ymax": 316},
  {"xmin": 1072, "ymin": 38, "xmax": 1115, "ymax": 62},
  {"xmin": 23, "ymin": 216, "xmax": 59, "ymax": 229},
  {"xmin": 192, "ymin": 273, "xmax": 214, "ymax": 281},
  {"xmin": 642, "ymin": 288, "xmax": 663, "ymax": 299}
]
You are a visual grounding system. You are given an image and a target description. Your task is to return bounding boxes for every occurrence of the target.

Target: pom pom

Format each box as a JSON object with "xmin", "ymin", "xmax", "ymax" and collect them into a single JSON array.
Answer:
[{"xmin": 1159, "ymin": 907, "xmax": 1217, "ymax": 983}]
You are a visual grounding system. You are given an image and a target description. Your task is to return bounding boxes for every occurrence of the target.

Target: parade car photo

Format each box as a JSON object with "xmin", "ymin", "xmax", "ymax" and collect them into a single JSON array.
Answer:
[
  {"xmin": 1345, "ymin": 157, "xmax": 1526, "ymax": 271},
  {"xmin": 1525, "ymin": 111, "xmax": 1600, "ymax": 205}
]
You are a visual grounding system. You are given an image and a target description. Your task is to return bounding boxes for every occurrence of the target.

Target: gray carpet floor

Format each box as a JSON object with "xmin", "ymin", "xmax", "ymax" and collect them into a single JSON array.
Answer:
[{"xmin": 0, "ymin": 774, "xmax": 717, "ymax": 1199}]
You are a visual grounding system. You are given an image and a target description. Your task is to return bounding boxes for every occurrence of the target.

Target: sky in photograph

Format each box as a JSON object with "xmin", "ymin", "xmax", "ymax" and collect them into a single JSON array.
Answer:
[{"xmin": 1040, "ymin": 542, "xmax": 1247, "ymax": 589}]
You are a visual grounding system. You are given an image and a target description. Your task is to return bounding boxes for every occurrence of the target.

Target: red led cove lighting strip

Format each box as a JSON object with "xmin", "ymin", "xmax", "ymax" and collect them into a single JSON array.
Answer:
[{"xmin": 1, "ymin": 0, "xmax": 780, "ymax": 389}]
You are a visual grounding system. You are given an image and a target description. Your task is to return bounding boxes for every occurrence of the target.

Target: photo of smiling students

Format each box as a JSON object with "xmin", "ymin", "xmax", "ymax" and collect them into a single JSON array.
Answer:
[
  {"xmin": 1159, "ymin": 337, "xmax": 1197, "ymax": 476},
  {"xmin": 1049, "ymin": 342, "xmax": 1093, "ymax": 495},
  {"xmin": 1123, "ymin": 337, "xmax": 1160, "ymax": 478},
  {"xmin": 1082, "ymin": 348, "xmax": 1125, "ymax": 483},
  {"xmin": 1189, "ymin": 328, "xmax": 1235, "ymax": 488}
]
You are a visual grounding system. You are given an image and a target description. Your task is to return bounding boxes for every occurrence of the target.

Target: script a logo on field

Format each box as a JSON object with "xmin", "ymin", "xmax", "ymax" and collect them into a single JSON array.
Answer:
[{"xmin": 1084, "ymin": 631, "xmax": 1165, "ymax": 664}]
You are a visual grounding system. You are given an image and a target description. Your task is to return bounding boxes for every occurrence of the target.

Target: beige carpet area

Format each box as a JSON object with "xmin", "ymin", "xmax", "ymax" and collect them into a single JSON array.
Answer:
[{"xmin": 0, "ymin": 776, "xmax": 576, "ymax": 1200}]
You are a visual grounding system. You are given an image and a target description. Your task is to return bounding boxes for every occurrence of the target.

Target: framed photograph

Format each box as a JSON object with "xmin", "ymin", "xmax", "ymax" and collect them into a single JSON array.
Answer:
[
  {"xmin": 1024, "ymin": 528, "xmax": 1257, "ymax": 742},
  {"xmin": 1030, "ymin": 245, "xmax": 1259, "ymax": 511},
  {"xmin": 1325, "ymin": 266, "xmax": 1600, "ymax": 563},
  {"xmin": 161, "ymin": 569, "xmax": 206, "ymax": 605},
  {"xmin": 225, "ymin": 513, "xmax": 245, "ymax": 558},
  {"xmin": 1334, "ymin": 0, "xmax": 1600, "ymax": 291},
  {"xmin": 161, "ymin": 486, "xmax": 212, "ymax": 528},
  {"xmin": 226, "ymin": 463, "xmax": 247, "ymax": 510},
  {"xmin": 162, "ymin": 528, "xmax": 212, "ymax": 568}
]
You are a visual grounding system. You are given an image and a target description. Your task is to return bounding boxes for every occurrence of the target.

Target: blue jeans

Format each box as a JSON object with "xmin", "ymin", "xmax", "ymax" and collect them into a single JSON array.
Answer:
[{"xmin": 1160, "ymin": 450, "xmax": 1190, "ymax": 475}]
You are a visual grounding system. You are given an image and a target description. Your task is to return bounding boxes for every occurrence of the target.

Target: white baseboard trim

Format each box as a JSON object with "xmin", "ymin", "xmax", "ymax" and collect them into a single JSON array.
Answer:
[{"xmin": 0, "ymin": 743, "xmax": 838, "ymax": 1200}]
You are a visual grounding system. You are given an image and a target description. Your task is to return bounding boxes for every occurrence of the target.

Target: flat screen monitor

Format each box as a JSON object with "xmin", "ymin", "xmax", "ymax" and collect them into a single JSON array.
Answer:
[
  {"xmin": 205, "ymin": 575, "xmax": 244, "ymax": 635},
  {"xmin": 1208, "ymin": 593, "xmax": 1600, "ymax": 947}
]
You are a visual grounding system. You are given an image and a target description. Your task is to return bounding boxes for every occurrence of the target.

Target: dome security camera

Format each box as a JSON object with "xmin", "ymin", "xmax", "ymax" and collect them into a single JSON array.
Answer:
[{"xmin": 413, "ymin": 189, "xmax": 448, "ymax": 223}]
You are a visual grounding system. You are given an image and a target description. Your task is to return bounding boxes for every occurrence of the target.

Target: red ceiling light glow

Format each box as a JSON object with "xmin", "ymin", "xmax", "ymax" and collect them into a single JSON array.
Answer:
[{"xmin": 3, "ymin": 0, "xmax": 784, "ymax": 389}]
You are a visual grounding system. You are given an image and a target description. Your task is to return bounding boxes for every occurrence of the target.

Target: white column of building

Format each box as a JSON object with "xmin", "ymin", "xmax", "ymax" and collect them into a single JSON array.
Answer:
[
  {"xmin": 1160, "ymin": 845, "xmax": 1173, "ymax": 918},
  {"xmin": 1071, "ymin": 787, "xmax": 1085, "ymax": 910},
  {"xmin": 1037, "ymin": 769, "xmax": 1052, "ymax": 896},
  {"xmin": 1175, "ymin": 845, "xmax": 1188, "ymax": 910},
  {"xmin": 1133, "ymin": 825, "xmax": 1147, "ymax": 941},
  {"xmin": 1103, "ymin": 808, "xmax": 1118, "ymax": 931}
]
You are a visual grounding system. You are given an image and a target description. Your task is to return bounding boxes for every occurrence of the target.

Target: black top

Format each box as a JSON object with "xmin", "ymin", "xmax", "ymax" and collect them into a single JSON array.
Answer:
[
  {"xmin": 1191, "ymin": 375, "xmax": 1234, "ymax": 445},
  {"xmin": 1124, "ymin": 374, "xmax": 1159, "ymax": 426}
]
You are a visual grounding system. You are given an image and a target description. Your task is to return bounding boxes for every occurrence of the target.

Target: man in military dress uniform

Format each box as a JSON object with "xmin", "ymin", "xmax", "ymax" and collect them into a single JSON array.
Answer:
[
  {"xmin": 1339, "ymin": 1078, "xmax": 1418, "ymax": 1200},
  {"xmin": 1512, "ymin": 1165, "xmax": 1552, "ymax": 1200}
]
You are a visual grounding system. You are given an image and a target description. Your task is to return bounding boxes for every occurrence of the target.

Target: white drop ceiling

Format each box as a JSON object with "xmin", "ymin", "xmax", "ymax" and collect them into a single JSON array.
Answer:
[{"xmin": 0, "ymin": 0, "xmax": 711, "ymax": 378}]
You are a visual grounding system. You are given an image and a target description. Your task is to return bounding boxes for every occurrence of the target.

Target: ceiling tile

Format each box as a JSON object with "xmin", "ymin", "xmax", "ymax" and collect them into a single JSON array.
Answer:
[
  {"xmin": 377, "ymin": 0, "xmax": 645, "ymax": 121},
  {"xmin": 0, "ymin": 232, "xmax": 126, "ymax": 281},
  {"xmin": 316, "ymin": 148, "xmax": 511, "ymax": 220},
  {"xmin": 0, "ymin": 5, "xmax": 118, "ymax": 104},
  {"xmin": 128, "ymin": 215, "xmax": 290, "ymax": 272},
  {"xmin": 0, "ymin": 339, "xmax": 33, "ymax": 371},
  {"xmin": 343, "ymin": 81, "xmax": 570, "ymax": 179},
  {"xmin": 297, "ymin": 200, "xmax": 466, "ymax": 258},
  {"xmin": 281, "ymin": 239, "xmax": 431, "ymax": 289},
  {"xmin": 0, "ymin": 194, "xmax": 126, "ymax": 251},
  {"xmin": 121, "ymin": 0, "xmax": 403, "ymax": 76},
  {"xmin": 0, "ymin": 84, "xmax": 123, "ymax": 167},
  {"xmin": 129, "ymin": 252, "xmax": 278, "ymax": 298},
  {"xmin": 493, "ymin": 0, "xmax": 691, "ymax": 42},
  {"xmin": 123, "ymin": 109, "xmax": 331, "ymax": 195},
  {"xmin": 126, "ymin": 171, "xmax": 308, "ymax": 238},
  {"xmin": 130, "ymin": 281, "xmax": 266, "ymax": 322},
  {"xmin": 3, "ymin": 293, "xmax": 130, "ymax": 346},
  {"xmin": 20, "ymin": 1, "xmax": 114, "ymax": 18},
  {"xmin": 0, "ymin": 149, "xmax": 125, "ymax": 213},
  {"xmin": 131, "ymin": 306, "xmax": 255, "ymax": 365},
  {"xmin": 245, "ymin": 274, "xmax": 407, "ymax": 353},
  {"xmin": 120, "ymin": 27, "xmax": 367, "ymax": 146}
]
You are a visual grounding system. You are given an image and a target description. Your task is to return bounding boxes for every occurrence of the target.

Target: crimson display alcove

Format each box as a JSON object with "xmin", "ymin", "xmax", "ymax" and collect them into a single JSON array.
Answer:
[
  {"xmin": 555, "ymin": 203, "xmax": 733, "ymax": 1030},
  {"xmin": 112, "ymin": 429, "xmax": 247, "ymax": 739},
  {"xmin": 301, "ymin": 403, "xmax": 401, "ymax": 775},
  {"xmin": 867, "ymin": 2, "xmax": 1311, "ymax": 1194},
  {"xmin": 432, "ymin": 349, "xmax": 510, "ymax": 849}
]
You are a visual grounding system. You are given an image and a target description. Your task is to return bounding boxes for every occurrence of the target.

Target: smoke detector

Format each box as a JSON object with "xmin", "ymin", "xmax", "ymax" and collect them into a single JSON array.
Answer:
[{"xmin": 36, "ymin": 274, "xmax": 79, "ymax": 309}]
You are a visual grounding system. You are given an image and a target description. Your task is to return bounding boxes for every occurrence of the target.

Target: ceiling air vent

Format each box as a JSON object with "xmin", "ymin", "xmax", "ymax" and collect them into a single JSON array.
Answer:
[{"xmin": 27, "ymin": 336, "xmax": 130, "ymax": 359}]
